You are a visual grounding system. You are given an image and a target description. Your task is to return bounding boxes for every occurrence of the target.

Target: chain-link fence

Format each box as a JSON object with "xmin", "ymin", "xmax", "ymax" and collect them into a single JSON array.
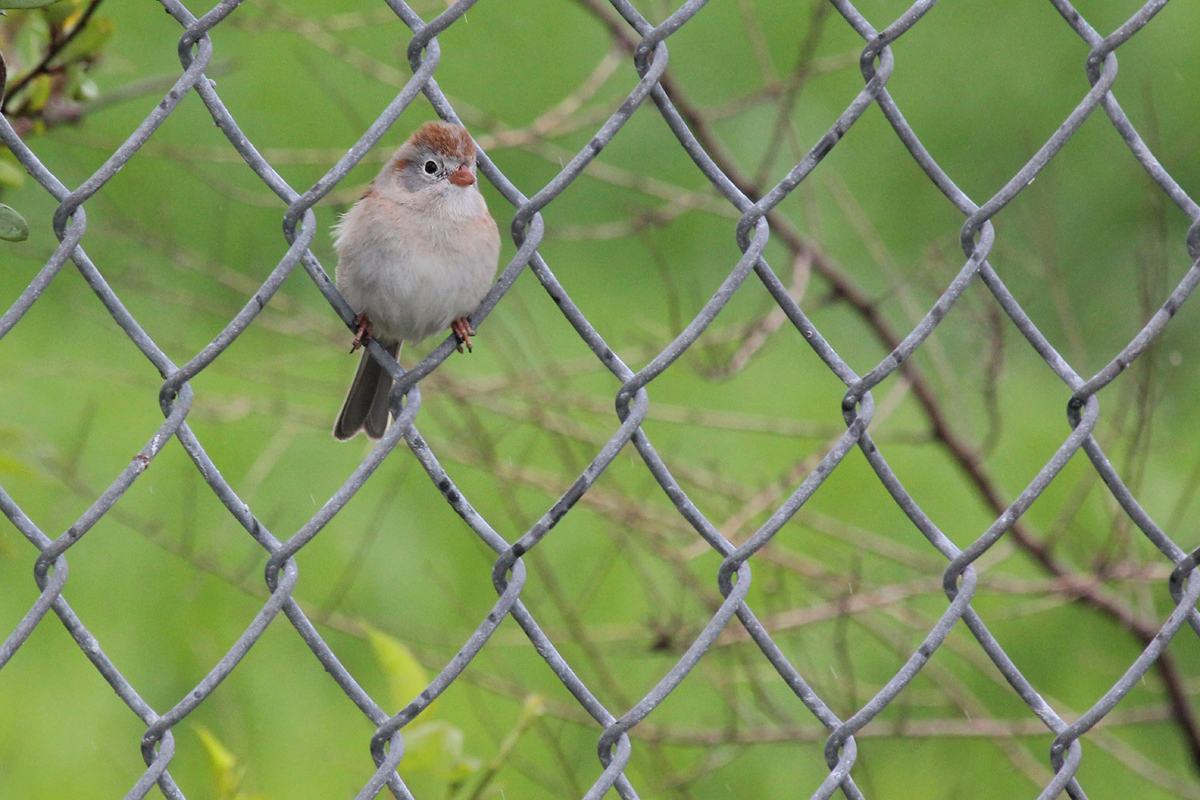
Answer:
[{"xmin": 2, "ymin": 0, "xmax": 1199, "ymax": 798}]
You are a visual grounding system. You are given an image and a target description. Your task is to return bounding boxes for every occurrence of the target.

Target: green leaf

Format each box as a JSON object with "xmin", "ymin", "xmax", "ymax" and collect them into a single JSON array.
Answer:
[
  {"xmin": 366, "ymin": 626, "xmax": 435, "ymax": 716},
  {"xmin": 0, "ymin": 204, "xmax": 30, "ymax": 241},
  {"xmin": 11, "ymin": 13, "xmax": 50, "ymax": 78},
  {"xmin": 0, "ymin": 0, "xmax": 62, "ymax": 8}
]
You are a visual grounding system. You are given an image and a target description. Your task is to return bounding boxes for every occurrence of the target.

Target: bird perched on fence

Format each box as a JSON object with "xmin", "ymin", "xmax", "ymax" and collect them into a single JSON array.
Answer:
[{"xmin": 332, "ymin": 120, "xmax": 501, "ymax": 440}]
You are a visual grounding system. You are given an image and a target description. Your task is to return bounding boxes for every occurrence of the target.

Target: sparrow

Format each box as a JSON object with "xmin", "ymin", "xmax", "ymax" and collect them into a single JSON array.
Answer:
[{"xmin": 332, "ymin": 120, "xmax": 501, "ymax": 440}]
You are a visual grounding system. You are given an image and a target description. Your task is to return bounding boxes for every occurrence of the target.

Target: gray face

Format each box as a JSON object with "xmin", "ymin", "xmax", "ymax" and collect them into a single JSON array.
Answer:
[
  {"xmin": 395, "ymin": 148, "xmax": 472, "ymax": 195},
  {"xmin": 404, "ymin": 149, "xmax": 445, "ymax": 191}
]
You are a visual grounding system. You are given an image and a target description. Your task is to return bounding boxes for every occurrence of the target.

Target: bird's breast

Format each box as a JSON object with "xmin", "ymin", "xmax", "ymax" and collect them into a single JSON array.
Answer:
[{"xmin": 335, "ymin": 189, "xmax": 500, "ymax": 344}]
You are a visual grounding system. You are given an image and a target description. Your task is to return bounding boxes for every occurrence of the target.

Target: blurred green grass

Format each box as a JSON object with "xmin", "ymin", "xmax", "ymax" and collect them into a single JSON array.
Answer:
[{"xmin": 2, "ymin": 1, "xmax": 1200, "ymax": 798}]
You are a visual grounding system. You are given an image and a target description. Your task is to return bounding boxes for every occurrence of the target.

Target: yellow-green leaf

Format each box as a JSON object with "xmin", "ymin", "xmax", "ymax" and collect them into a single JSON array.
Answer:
[
  {"xmin": 0, "ymin": 451, "xmax": 35, "ymax": 478},
  {"xmin": 50, "ymin": 14, "xmax": 113, "ymax": 67},
  {"xmin": 40, "ymin": 0, "xmax": 82, "ymax": 27},
  {"xmin": 0, "ymin": 153, "xmax": 27, "ymax": 190},
  {"xmin": 23, "ymin": 73, "xmax": 52, "ymax": 112},
  {"xmin": 194, "ymin": 725, "xmax": 244, "ymax": 800}
]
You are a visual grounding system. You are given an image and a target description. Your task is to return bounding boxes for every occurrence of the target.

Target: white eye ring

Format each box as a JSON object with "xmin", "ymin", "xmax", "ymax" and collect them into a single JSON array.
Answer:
[{"xmin": 423, "ymin": 160, "xmax": 438, "ymax": 175}]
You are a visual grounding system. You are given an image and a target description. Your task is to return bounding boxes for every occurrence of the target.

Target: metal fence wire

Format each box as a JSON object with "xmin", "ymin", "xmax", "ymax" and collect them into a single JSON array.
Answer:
[{"xmin": 2, "ymin": 0, "xmax": 1200, "ymax": 798}]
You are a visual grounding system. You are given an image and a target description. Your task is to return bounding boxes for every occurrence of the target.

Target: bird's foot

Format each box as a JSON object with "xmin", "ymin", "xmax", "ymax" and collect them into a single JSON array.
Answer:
[
  {"xmin": 451, "ymin": 317, "xmax": 476, "ymax": 354},
  {"xmin": 349, "ymin": 313, "xmax": 374, "ymax": 353}
]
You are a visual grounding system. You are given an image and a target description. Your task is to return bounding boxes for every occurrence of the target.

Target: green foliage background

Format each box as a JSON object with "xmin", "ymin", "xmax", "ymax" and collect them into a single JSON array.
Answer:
[{"xmin": 3, "ymin": 0, "xmax": 1200, "ymax": 798}]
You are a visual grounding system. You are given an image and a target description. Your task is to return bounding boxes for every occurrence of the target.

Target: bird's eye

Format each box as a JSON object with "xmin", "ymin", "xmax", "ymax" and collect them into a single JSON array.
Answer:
[{"xmin": 423, "ymin": 160, "xmax": 438, "ymax": 175}]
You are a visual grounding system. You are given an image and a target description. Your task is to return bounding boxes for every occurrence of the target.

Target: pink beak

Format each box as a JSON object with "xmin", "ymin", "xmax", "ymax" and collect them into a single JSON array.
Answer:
[{"xmin": 448, "ymin": 164, "xmax": 475, "ymax": 186}]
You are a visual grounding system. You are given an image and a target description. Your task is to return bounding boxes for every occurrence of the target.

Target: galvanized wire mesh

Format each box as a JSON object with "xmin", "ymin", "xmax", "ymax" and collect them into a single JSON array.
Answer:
[{"xmin": 2, "ymin": 0, "xmax": 1199, "ymax": 798}]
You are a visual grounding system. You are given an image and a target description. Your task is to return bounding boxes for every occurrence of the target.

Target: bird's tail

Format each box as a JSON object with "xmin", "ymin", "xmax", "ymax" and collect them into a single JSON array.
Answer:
[{"xmin": 333, "ymin": 341, "xmax": 402, "ymax": 440}]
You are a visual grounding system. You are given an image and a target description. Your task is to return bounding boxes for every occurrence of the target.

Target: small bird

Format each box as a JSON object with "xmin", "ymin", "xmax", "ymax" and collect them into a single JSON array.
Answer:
[{"xmin": 332, "ymin": 121, "xmax": 500, "ymax": 440}]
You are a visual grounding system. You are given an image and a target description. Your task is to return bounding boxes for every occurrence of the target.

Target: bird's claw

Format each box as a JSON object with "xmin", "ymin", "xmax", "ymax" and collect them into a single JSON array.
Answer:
[
  {"xmin": 451, "ymin": 317, "xmax": 476, "ymax": 354},
  {"xmin": 350, "ymin": 313, "xmax": 373, "ymax": 353}
]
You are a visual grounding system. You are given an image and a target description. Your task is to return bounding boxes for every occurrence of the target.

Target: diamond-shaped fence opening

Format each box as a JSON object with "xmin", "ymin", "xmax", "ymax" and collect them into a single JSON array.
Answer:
[{"xmin": 1, "ymin": 0, "xmax": 1199, "ymax": 798}]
